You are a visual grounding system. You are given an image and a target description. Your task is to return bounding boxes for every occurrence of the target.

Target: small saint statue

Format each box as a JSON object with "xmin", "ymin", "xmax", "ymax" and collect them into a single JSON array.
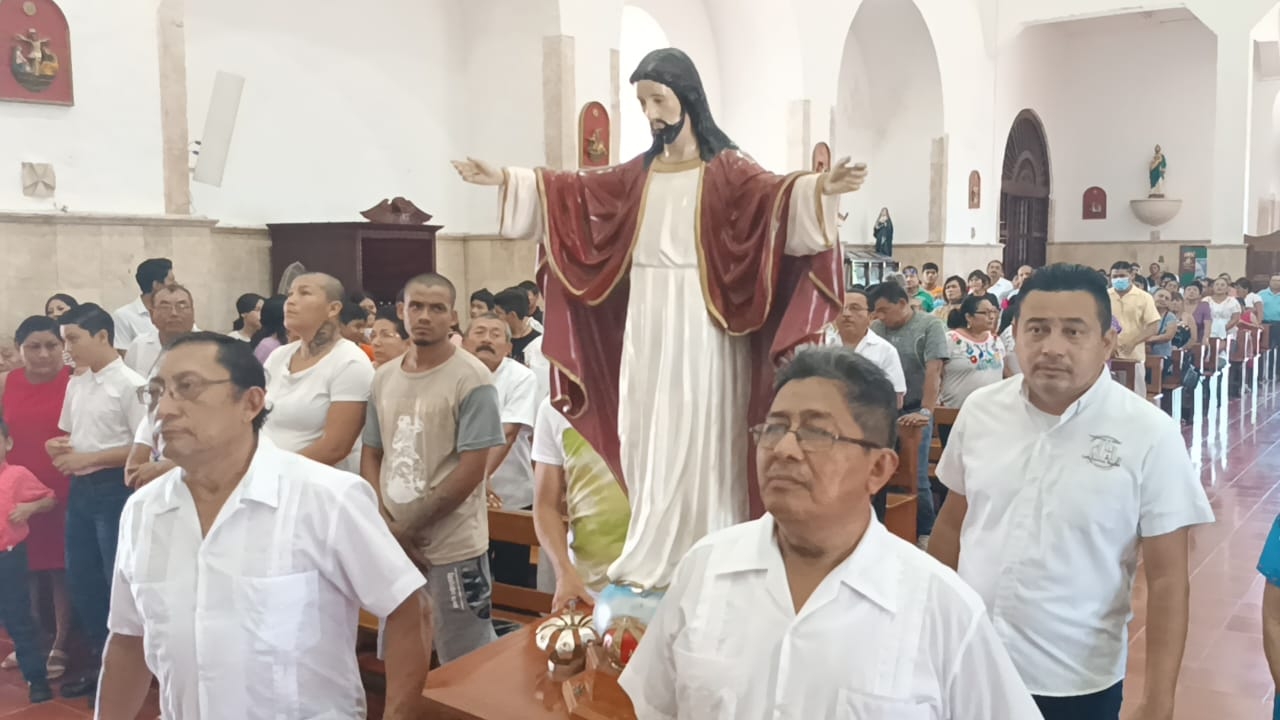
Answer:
[
  {"xmin": 1149, "ymin": 144, "xmax": 1167, "ymax": 198},
  {"xmin": 873, "ymin": 207, "xmax": 893, "ymax": 255}
]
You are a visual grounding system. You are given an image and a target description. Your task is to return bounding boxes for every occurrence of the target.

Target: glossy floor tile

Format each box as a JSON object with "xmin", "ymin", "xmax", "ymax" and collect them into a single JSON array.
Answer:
[{"xmin": 2, "ymin": 377, "xmax": 1280, "ymax": 718}]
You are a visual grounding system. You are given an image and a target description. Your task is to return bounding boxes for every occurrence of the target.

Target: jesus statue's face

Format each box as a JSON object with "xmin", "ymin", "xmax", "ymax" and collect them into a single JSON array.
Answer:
[{"xmin": 636, "ymin": 80, "xmax": 684, "ymax": 142}]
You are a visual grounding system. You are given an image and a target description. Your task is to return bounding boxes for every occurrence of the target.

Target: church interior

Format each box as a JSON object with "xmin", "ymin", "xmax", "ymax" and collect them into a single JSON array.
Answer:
[{"xmin": 2, "ymin": 0, "xmax": 1280, "ymax": 717}]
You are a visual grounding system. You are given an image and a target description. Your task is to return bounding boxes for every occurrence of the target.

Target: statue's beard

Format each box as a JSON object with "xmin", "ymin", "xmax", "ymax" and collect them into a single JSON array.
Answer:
[{"xmin": 652, "ymin": 112, "xmax": 687, "ymax": 147}]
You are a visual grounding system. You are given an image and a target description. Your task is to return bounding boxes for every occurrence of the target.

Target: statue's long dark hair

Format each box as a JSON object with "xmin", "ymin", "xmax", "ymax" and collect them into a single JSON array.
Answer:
[{"xmin": 629, "ymin": 48, "xmax": 736, "ymax": 167}]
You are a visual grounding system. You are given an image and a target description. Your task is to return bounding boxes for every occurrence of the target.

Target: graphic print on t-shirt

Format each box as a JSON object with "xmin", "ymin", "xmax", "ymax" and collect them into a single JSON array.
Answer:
[{"xmin": 386, "ymin": 413, "xmax": 426, "ymax": 504}]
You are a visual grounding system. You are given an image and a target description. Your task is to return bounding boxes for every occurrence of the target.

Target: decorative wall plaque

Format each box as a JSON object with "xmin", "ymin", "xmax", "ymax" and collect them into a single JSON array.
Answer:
[
  {"xmin": 968, "ymin": 170, "xmax": 981, "ymax": 209},
  {"xmin": 1083, "ymin": 186, "xmax": 1107, "ymax": 220},
  {"xmin": 811, "ymin": 142, "xmax": 831, "ymax": 172},
  {"xmin": 1, "ymin": 0, "xmax": 73, "ymax": 105},
  {"xmin": 579, "ymin": 101, "xmax": 610, "ymax": 168}
]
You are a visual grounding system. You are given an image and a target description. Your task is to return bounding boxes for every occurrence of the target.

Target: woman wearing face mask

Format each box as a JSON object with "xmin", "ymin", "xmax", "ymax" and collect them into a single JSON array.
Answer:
[
  {"xmin": 932, "ymin": 275, "xmax": 967, "ymax": 321},
  {"xmin": 1206, "ymin": 277, "xmax": 1241, "ymax": 341}
]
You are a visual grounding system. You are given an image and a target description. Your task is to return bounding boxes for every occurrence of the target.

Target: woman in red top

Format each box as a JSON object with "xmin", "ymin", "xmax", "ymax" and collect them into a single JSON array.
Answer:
[{"xmin": 0, "ymin": 316, "xmax": 72, "ymax": 678}]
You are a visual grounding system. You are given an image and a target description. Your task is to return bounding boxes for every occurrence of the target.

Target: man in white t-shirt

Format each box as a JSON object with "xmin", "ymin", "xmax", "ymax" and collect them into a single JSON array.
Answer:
[
  {"xmin": 113, "ymin": 257, "xmax": 175, "ymax": 355},
  {"xmin": 930, "ymin": 264, "xmax": 1214, "ymax": 720},
  {"xmin": 464, "ymin": 313, "xmax": 538, "ymax": 586},
  {"xmin": 987, "ymin": 260, "xmax": 1015, "ymax": 304},
  {"xmin": 824, "ymin": 287, "xmax": 906, "ymax": 408}
]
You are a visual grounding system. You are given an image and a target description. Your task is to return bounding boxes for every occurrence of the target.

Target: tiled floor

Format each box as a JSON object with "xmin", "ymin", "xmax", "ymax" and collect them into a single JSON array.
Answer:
[{"xmin": 3, "ymin": 377, "xmax": 1280, "ymax": 718}]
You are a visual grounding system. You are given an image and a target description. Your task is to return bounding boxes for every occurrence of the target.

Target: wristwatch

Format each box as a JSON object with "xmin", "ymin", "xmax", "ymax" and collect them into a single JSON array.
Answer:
[{"xmin": 918, "ymin": 408, "xmax": 932, "ymax": 417}]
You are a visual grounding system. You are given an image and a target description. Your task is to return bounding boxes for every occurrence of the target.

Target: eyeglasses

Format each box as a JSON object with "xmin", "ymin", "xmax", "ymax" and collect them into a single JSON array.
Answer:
[
  {"xmin": 153, "ymin": 301, "xmax": 192, "ymax": 314},
  {"xmin": 749, "ymin": 423, "xmax": 883, "ymax": 453},
  {"xmin": 138, "ymin": 377, "xmax": 233, "ymax": 409}
]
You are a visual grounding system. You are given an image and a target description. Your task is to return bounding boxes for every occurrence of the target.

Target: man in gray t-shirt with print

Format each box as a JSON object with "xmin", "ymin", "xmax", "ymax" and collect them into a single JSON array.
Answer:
[
  {"xmin": 360, "ymin": 274, "xmax": 506, "ymax": 664},
  {"xmin": 869, "ymin": 280, "xmax": 949, "ymax": 549}
]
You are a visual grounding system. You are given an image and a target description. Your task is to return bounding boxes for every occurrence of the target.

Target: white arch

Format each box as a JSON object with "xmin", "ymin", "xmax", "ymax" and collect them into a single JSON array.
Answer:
[{"xmin": 835, "ymin": 0, "xmax": 945, "ymax": 249}]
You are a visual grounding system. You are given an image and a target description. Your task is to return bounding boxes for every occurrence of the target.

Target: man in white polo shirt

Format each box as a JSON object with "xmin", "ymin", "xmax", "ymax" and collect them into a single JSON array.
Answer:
[
  {"xmin": 825, "ymin": 286, "xmax": 906, "ymax": 408},
  {"xmin": 98, "ymin": 333, "xmax": 431, "ymax": 719},
  {"xmin": 112, "ymin": 258, "xmax": 175, "ymax": 355},
  {"xmin": 45, "ymin": 303, "xmax": 148, "ymax": 703},
  {"xmin": 621, "ymin": 348, "xmax": 1039, "ymax": 719},
  {"xmin": 929, "ymin": 263, "xmax": 1214, "ymax": 720}
]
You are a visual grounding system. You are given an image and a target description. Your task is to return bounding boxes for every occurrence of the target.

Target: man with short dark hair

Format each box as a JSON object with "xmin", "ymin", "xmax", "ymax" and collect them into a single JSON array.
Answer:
[
  {"xmin": 867, "ymin": 281, "xmax": 948, "ymax": 548},
  {"xmin": 827, "ymin": 287, "xmax": 906, "ymax": 408},
  {"xmin": 1108, "ymin": 260, "xmax": 1160, "ymax": 395},
  {"xmin": 517, "ymin": 280, "xmax": 544, "ymax": 327},
  {"xmin": 922, "ymin": 262, "xmax": 942, "ymax": 300},
  {"xmin": 362, "ymin": 274, "xmax": 505, "ymax": 663},
  {"xmin": 621, "ymin": 348, "xmax": 1039, "ymax": 719},
  {"xmin": 113, "ymin": 258, "xmax": 175, "ymax": 353},
  {"xmin": 930, "ymin": 263, "xmax": 1214, "ymax": 720},
  {"xmin": 469, "ymin": 289, "xmax": 495, "ymax": 319},
  {"xmin": 902, "ymin": 266, "xmax": 935, "ymax": 312},
  {"xmin": 492, "ymin": 287, "xmax": 542, "ymax": 366},
  {"xmin": 987, "ymin": 260, "xmax": 1014, "ymax": 304},
  {"xmin": 47, "ymin": 303, "xmax": 148, "ymax": 702},
  {"xmin": 99, "ymin": 333, "xmax": 432, "ymax": 719}
]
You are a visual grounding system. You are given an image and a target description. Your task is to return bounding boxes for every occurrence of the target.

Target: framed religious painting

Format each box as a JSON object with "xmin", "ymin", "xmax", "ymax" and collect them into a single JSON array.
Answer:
[
  {"xmin": 1, "ymin": 0, "xmax": 73, "ymax": 105},
  {"xmin": 579, "ymin": 101, "xmax": 609, "ymax": 168},
  {"xmin": 1083, "ymin": 186, "xmax": 1107, "ymax": 220},
  {"xmin": 812, "ymin": 142, "xmax": 831, "ymax": 172},
  {"xmin": 968, "ymin": 171, "xmax": 981, "ymax": 209}
]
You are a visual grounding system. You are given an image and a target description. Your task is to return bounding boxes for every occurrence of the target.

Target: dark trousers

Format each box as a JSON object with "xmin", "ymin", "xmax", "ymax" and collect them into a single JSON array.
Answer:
[
  {"xmin": 872, "ymin": 412, "xmax": 936, "ymax": 538},
  {"xmin": 0, "ymin": 543, "xmax": 48, "ymax": 686},
  {"xmin": 65, "ymin": 468, "xmax": 131, "ymax": 664},
  {"xmin": 1033, "ymin": 681, "xmax": 1123, "ymax": 720},
  {"xmin": 1267, "ymin": 322, "xmax": 1280, "ymax": 351}
]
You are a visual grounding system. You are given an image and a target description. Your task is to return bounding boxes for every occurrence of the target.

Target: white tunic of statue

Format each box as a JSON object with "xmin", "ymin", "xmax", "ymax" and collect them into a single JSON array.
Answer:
[{"xmin": 501, "ymin": 158, "xmax": 838, "ymax": 589}]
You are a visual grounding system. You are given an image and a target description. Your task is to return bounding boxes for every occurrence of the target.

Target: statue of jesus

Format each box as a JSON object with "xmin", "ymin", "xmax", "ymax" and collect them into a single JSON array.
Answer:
[{"xmin": 453, "ymin": 48, "xmax": 868, "ymax": 593}]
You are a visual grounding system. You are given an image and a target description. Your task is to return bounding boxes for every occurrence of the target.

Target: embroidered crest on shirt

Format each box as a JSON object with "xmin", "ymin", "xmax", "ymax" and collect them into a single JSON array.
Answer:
[{"xmin": 1084, "ymin": 435, "xmax": 1122, "ymax": 469}]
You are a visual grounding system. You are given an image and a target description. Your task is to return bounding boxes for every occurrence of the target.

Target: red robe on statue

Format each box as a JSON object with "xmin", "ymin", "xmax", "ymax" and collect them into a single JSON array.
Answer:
[{"xmin": 530, "ymin": 150, "xmax": 843, "ymax": 518}]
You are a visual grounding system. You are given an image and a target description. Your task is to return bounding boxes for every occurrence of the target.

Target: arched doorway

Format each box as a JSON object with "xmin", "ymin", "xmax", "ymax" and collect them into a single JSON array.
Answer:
[{"xmin": 999, "ymin": 109, "xmax": 1050, "ymax": 270}]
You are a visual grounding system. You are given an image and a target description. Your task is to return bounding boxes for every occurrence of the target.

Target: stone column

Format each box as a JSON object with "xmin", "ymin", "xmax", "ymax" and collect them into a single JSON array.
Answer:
[
  {"xmin": 1211, "ymin": 27, "xmax": 1253, "ymax": 246},
  {"xmin": 156, "ymin": 0, "xmax": 191, "ymax": 215},
  {"xmin": 543, "ymin": 35, "xmax": 576, "ymax": 170}
]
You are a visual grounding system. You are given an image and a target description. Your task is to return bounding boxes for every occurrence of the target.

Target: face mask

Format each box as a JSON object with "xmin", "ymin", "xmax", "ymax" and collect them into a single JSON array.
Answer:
[{"xmin": 1112, "ymin": 278, "xmax": 1131, "ymax": 292}]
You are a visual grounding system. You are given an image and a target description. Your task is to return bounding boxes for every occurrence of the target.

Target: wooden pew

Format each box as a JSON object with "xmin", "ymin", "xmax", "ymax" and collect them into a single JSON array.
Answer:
[
  {"xmin": 886, "ymin": 422, "xmax": 922, "ymax": 542},
  {"xmin": 1110, "ymin": 359, "xmax": 1141, "ymax": 394},
  {"xmin": 1144, "ymin": 355, "xmax": 1164, "ymax": 405},
  {"xmin": 1160, "ymin": 348, "xmax": 1184, "ymax": 418},
  {"xmin": 1205, "ymin": 337, "xmax": 1230, "ymax": 408},
  {"xmin": 488, "ymin": 508, "xmax": 554, "ymax": 622}
]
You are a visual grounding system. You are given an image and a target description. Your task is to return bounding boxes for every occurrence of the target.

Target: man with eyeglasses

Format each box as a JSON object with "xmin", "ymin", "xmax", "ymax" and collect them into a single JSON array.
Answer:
[
  {"xmin": 123, "ymin": 284, "xmax": 197, "ymax": 377},
  {"xmin": 98, "ymin": 332, "xmax": 433, "ymax": 719},
  {"xmin": 824, "ymin": 287, "xmax": 905, "ymax": 409},
  {"xmin": 620, "ymin": 348, "xmax": 1039, "ymax": 720}
]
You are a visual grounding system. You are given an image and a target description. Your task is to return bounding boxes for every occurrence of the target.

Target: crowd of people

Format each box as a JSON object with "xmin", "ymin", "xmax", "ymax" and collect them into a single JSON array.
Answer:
[{"xmin": 0, "ymin": 251, "xmax": 1276, "ymax": 718}]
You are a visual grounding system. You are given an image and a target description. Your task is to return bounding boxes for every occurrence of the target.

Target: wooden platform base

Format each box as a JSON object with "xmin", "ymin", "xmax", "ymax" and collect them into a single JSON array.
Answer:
[{"xmin": 423, "ymin": 626, "xmax": 636, "ymax": 719}]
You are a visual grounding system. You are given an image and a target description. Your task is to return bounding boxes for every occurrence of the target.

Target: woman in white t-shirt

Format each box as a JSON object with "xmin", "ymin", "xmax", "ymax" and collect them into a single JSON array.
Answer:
[
  {"xmin": 263, "ymin": 274, "xmax": 375, "ymax": 473},
  {"xmin": 1205, "ymin": 277, "xmax": 1242, "ymax": 341}
]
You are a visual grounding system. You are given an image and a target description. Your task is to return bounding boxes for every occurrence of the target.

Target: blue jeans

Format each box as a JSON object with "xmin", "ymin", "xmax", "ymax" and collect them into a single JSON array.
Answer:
[
  {"xmin": 0, "ymin": 543, "xmax": 47, "ymax": 686},
  {"xmin": 65, "ymin": 468, "xmax": 131, "ymax": 663},
  {"xmin": 1034, "ymin": 681, "xmax": 1123, "ymax": 720},
  {"xmin": 915, "ymin": 415, "xmax": 936, "ymax": 537}
]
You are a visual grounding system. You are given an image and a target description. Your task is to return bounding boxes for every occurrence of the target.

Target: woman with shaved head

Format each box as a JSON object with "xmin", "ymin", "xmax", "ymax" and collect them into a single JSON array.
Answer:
[{"xmin": 262, "ymin": 273, "xmax": 375, "ymax": 473}]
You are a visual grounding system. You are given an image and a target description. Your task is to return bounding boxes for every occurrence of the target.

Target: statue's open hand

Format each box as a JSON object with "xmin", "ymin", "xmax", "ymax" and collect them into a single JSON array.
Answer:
[
  {"xmin": 451, "ymin": 157, "xmax": 504, "ymax": 186},
  {"xmin": 822, "ymin": 157, "xmax": 868, "ymax": 195}
]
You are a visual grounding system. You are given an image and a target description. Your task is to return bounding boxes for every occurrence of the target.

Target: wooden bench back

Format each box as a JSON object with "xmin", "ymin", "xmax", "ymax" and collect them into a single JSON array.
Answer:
[{"xmin": 488, "ymin": 509, "xmax": 553, "ymax": 619}]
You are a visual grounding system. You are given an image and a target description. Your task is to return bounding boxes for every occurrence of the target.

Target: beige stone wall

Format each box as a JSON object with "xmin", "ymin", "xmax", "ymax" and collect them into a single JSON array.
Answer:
[
  {"xmin": 437, "ymin": 234, "xmax": 540, "ymax": 318},
  {"xmin": 1046, "ymin": 242, "xmax": 1246, "ymax": 279},
  {"xmin": 0, "ymin": 213, "xmax": 271, "ymax": 341}
]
